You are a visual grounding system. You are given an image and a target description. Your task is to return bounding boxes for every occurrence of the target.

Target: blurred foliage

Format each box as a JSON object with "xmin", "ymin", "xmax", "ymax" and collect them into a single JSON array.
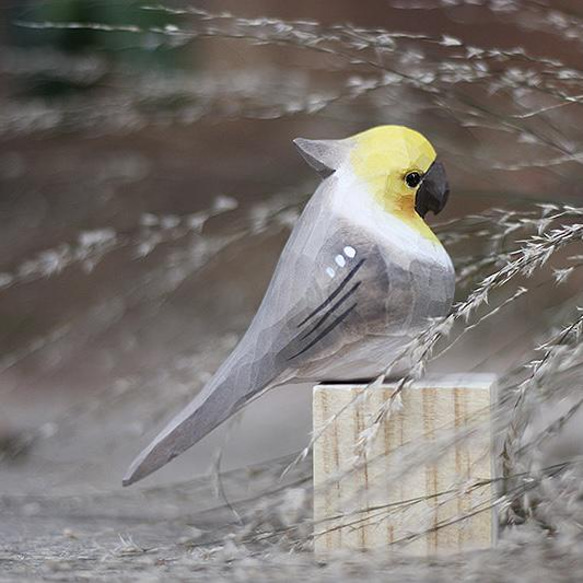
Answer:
[{"xmin": 7, "ymin": 0, "xmax": 188, "ymax": 97}]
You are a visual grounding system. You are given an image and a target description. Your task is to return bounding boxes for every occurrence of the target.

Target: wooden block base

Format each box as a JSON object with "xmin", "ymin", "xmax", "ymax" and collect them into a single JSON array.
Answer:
[{"xmin": 313, "ymin": 374, "xmax": 496, "ymax": 556}]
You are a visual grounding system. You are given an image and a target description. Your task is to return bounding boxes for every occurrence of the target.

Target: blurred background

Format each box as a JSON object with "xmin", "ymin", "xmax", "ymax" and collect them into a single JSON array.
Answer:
[{"xmin": 3, "ymin": 0, "xmax": 583, "ymax": 575}]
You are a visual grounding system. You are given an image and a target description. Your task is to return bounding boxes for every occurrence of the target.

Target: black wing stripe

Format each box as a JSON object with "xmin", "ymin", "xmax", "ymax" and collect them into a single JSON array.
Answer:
[
  {"xmin": 288, "ymin": 303, "xmax": 357, "ymax": 361},
  {"xmin": 299, "ymin": 281, "xmax": 361, "ymax": 340},
  {"xmin": 297, "ymin": 258, "xmax": 366, "ymax": 328}
]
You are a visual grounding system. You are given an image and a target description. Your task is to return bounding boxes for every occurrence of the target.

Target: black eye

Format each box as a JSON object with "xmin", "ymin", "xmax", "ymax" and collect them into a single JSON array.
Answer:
[{"xmin": 405, "ymin": 172, "xmax": 422, "ymax": 188}]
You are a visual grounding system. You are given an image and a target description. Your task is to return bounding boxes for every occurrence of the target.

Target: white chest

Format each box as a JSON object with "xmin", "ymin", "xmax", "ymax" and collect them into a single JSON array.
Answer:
[{"xmin": 329, "ymin": 174, "xmax": 452, "ymax": 274}]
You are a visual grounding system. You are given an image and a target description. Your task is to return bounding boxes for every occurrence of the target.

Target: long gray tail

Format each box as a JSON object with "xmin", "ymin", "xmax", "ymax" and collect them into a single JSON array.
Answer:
[
  {"xmin": 123, "ymin": 384, "xmax": 234, "ymax": 485},
  {"xmin": 122, "ymin": 339, "xmax": 284, "ymax": 486}
]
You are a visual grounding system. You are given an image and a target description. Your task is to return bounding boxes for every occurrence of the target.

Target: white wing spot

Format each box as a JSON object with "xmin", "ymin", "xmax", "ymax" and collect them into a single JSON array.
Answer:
[
  {"xmin": 344, "ymin": 245, "xmax": 356, "ymax": 258},
  {"xmin": 326, "ymin": 267, "xmax": 335, "ymax": 278},
  {"xmin": 335, "ymin": 254, "xmax": 346, "ymax": 267}
]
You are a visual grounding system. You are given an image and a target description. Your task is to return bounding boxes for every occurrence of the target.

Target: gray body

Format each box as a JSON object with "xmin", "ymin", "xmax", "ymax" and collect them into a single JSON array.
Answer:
[{"xmin": 123, "ymin": 167, "xmax": 455, "ymax": 486}]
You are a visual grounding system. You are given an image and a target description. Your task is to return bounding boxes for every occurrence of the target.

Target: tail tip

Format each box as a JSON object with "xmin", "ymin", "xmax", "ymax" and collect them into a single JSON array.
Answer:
[{"xmin": 122, "ymin": 469, "xmax": 138, "ymax": 487}]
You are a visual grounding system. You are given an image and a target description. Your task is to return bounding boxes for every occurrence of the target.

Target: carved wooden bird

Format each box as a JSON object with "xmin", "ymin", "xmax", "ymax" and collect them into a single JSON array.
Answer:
[{"xmin": 123, "ymin": 125, "xmax": 454, "ymax": 486}]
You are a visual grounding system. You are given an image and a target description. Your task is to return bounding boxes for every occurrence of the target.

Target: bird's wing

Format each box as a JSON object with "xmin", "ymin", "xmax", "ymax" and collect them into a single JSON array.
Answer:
[{"xmin": 123, "ymin": 179, "xmax": 449, "ymax": 486}]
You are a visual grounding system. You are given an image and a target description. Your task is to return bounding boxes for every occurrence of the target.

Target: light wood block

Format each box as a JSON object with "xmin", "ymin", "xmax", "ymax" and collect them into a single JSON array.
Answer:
[{"xmin": 313, "ymin": 374, "xmax": 496, "ymax": 556}]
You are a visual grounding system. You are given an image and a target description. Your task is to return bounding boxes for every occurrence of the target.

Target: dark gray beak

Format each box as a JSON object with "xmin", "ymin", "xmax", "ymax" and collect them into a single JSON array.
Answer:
[{"xmin": 415, "ymin": 160, "xmax": 450, "ymax": 218}]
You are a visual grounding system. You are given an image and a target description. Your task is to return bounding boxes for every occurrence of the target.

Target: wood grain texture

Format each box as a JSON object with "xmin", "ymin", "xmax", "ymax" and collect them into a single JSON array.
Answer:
[{"xmin": 313, "ymin": 374, "xmax": 496, "ymax": 556}]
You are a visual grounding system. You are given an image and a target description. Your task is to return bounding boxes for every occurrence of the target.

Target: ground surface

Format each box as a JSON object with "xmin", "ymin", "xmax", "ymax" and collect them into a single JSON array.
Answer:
[
  {"xmin": 2, "ymin": 469, "xmax": 583, "ymax": 582},
  {"xmin": 0, "ymin": 455, "xmax": 311, "ymax": 581},
  {"xmin": 2, "ymin": 450, "xmax": 583, "ymax": 583}
]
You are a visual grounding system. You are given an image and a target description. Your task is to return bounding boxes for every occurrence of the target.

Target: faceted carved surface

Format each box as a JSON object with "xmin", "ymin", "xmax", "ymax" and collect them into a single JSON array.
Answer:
[{"xmin": 125, "ymin": 128, "xmax": 455, "ymax": 485}]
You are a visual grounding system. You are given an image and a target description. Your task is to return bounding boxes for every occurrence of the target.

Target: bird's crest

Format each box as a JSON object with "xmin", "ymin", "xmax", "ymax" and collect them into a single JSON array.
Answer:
[{"xmin": 293, "ymin": 137, "xmax": 350, "ymax": 178}]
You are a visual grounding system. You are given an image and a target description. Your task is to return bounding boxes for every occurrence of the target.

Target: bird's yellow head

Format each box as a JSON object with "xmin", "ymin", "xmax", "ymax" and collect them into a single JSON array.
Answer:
[{"xmin": 294, "ymin": 125, "xmax": 450, "ymax": 240}]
